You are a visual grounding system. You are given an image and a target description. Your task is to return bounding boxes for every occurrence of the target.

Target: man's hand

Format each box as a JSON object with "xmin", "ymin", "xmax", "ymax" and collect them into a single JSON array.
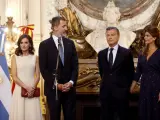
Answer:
[
  {"xmin": 62, "ymin": 82, "xmax": 73, "ymax": 92},
  {"xmin": 57, "ymin": 84, "xmax": 63, "ymax": 91},
  {"xmin": 130, "ymin": 81, "xmax": 137, "ymax": 94}
]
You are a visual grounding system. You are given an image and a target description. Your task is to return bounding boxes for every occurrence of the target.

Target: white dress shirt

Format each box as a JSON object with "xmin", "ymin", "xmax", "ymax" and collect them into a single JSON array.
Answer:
[
  {"xmin": 107, "ymin": 44, "xmax": 119, "ymax": 65},
  {"xmin": 52, "ymin": 35, "xmax": 64, "ymax": 52},
  {"xmin": 52, "ymin": 35, "xmax": 74, "ymax": 85}
]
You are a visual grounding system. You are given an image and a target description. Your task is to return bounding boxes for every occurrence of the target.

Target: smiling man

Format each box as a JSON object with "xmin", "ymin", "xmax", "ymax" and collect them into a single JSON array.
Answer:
[{"xmin": 98, "ymin": 27, "xmax": 135, "ymax": 120}]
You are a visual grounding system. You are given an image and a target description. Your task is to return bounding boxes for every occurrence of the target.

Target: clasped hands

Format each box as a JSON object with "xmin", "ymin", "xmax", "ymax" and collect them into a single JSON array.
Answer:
[
  {"xmin": 25, "ymin": 86, "xmax": 36, "ymax": 98},
  {"xmin": 57, "ymin": 82, "xmax": 72, "ymax": 92}
]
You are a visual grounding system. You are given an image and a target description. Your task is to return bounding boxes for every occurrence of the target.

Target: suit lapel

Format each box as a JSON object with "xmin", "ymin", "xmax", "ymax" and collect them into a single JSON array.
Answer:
[
  {"xmin": 112, "ymin": 46, "xmax": 123, "ymax": 70},
  {"xmin": 49, "ymin": 37, "xmax": 58, "ymax": 52},
  {"xmin": 104, "ymin": 48, "xmax": 110, "ymax": 68}
]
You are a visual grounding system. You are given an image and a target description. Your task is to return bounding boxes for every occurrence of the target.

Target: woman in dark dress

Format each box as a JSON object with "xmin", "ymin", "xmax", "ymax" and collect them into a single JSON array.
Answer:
[{"xmin": 130, "ymin": 26, "xmax": 160, "ymax": 120}]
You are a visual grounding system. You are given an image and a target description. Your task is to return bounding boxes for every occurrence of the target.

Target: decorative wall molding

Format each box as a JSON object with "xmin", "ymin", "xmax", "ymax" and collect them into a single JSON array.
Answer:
[
  {"xmin": 69, "ymin": 0, "xmax": 160, "ymax": 31},
  {"xmin": 70, "ymin": 0, "xmax": 155, "ymax": 20}
]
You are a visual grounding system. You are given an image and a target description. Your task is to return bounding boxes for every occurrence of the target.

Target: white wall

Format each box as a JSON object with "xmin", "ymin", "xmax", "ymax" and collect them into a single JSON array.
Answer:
[
  {"xmin": 5, "ymin": 0, "xmax": 28, "ymax": 26},
  {"xmin": 0, "ymin": 0, "xmax": 6, "ymax": 25}
]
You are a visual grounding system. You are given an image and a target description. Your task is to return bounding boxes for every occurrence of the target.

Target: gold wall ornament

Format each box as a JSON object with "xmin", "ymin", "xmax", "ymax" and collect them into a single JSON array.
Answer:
[
  {"xmin": 76, "ymin": 59, "xmax": 101, "ymax": 94},
  {"xmin": 5, "ymin": 17, "xmax": 18, "ymax": 43},
  {"xmin": 56, "ymin": 6, "xmax": 97, "ymax": 59},
  {"xmin": 57, "ymin": 6, "xmax": 87, "ymax": 37},
  {"xmin": 3, "ymin": 17, "xmax": 19, "ymax": 68},
  {"xmin": 71, "ymin": 37, "xmax": 97, "ymax": 59}
]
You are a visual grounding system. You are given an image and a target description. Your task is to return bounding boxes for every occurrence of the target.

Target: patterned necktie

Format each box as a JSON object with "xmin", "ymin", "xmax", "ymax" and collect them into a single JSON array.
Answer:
[
  {"xmin": 58, "ymin": 38, "xmax": 64, "ymax": 65},
  {"xmin": 109, "ymin": 48, "xmax": 114, "ymax": 68}
]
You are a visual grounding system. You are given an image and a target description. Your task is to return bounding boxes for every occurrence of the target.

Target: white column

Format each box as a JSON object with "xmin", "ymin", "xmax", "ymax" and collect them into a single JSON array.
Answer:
[
  {"xmin": 28, "ymin": 0, "xmax": 40, "ymax": 35},
  {"xmin": 40, "ymin": 0, "xmax": 50, "ymax": 40},
  {"xmin": 28, "ymin": 0, "xmax": 41, "ymax": 55}
]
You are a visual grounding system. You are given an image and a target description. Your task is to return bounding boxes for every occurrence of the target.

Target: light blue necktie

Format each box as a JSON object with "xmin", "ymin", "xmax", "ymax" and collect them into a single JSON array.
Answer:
[{"xmin": 58, "ymin": 38, "xmax": 64, "ymax": 65}]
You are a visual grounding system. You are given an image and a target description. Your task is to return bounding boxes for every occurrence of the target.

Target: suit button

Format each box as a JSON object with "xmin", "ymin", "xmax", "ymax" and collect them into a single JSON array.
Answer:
[{"xmin": 110, "ymin": 74, "xmax": 112, "ymax": 76}]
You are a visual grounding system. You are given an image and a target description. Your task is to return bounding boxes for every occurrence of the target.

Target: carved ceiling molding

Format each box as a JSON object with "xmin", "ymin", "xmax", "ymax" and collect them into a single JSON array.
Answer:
[{"xmin": 70, "ymin": 0, "xmax": 155, "ymax": 20}]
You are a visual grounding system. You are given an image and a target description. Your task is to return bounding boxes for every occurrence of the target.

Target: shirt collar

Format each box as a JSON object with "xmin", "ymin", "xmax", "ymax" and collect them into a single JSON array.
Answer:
[
  {"xmin": 52, "ymin": 35, "xmax": 58, "ymax": 41},
  {"xmin": 108, "ymin": 44, "xmax": 118, "ymax": 51}
]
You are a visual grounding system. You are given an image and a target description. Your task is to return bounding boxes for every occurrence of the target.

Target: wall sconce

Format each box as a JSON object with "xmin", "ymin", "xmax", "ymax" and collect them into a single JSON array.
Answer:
[
  {"xmin": 5, "ymin": 8, "xmax": 19, "ymax": 43},
  {"xmin": 4, "ymin": 8, "xmax": 20, "ymax": 68}
]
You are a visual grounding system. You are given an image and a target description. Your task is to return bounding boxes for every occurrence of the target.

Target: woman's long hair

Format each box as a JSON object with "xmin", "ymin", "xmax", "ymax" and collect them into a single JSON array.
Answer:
[
  {"xmin": 142, "ymin": 25, "xmax": 160, "ymax": 56},
  {"xmin": 15, "ymin": 34, "xmax": 35, "ymax": 56}
]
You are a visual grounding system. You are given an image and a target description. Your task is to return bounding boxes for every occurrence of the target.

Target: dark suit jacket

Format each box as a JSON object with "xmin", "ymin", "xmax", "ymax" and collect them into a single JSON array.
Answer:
[
  {"xmin": 98, "ymin": 45, "xmax": 134, "ymax": 100},
  {"xmin": 39, "ymin": 36, "xmax": 78, "ymax": 96}
]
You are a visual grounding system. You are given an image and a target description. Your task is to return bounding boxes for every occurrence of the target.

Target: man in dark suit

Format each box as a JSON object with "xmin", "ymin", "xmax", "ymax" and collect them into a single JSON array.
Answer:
[
  {"xmin": 39, "ymin": 16, "xmax": 78, "ymax": 120},
  {"xmin": 98, "ymin": 27, "xmax": 135, "ymax": 120}
]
